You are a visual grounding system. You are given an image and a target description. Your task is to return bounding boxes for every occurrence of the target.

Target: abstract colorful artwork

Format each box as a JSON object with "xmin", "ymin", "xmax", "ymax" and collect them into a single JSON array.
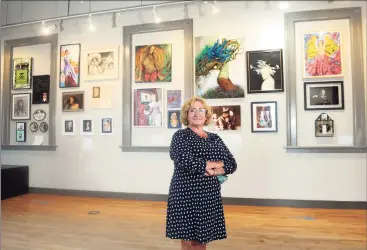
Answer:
[
  {"xmin": 168, "ymin": 110, "xmax": 182, "ymax": 129},
  {"xmin": 133, "ymin": 88, "xmax": 163, "ymax": 127},
  {"xmin": 135, "ymin": 44, "xmax": 172, "ymax": 83},
  {"xmin": 12, "ymin": 58, "xmax": 32, "ymax": 90},
  {"xmin": 195, "ymin": 36, "xmax": 245, "ymax": 99},
  {"xmin": 206, "ymin": 105, "xmax": 241, "ymax": 131},
  {"xmin": 303, "ymin": 32, "xmax": 342, "ymax": 77},
  {"xmin": 60, "ymin": 44, "xmax": 80, "ymax": 88},
  {"xmin": 251, "ymin": 101, "xmax": 278, "ymax": 133},
  {"xmin": 167, "ymin": 90, "xmax": 181, "ymax": 109}
]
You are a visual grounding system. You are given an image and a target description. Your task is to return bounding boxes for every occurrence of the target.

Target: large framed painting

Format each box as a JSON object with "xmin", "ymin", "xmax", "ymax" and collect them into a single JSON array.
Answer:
[
  {"xmin": 60, "ymin": 44, "xmax": 81, "ymax": 88},
  {"xmin": 246, "ymin": 49, "xmax": 284, "ymax": 93},
  {"xmin": 251, "ymin": 101, "xmax": 278, "ymax": 133},
  {"xmin": 304, "ymin": 81, "xmax": 344, "ymax": 110},
  {"xmin": 12, "ymin": 93, "xmax": 31, "ymax": 120},
  {"xmin": 12, "ymin": 57, "xmax": 32, "ymax": 90},
  {"xmin": 303, "ymin": 31, "xmax": 342, "ymax": 78},
  {"xmin": 62, "ymin": 91, "xmax": 84, "ymax": 112},
  {"xmin": 84, "ymin": 46, "xmax": 119, "ymax": 81},
  {"xmin": 207, "ymin": 105, "xmax": 241, "ymax": 131},
  {"xmin": 134, "ymin": 44, "xmax": 172, "ymax": 83},
  {"xmin": 195, "ymin": 36, "xmax": 245, "ymax": 99},
  {"xmin": 133, "ymin": 88, "xmax": 163, "ymax": 127}
]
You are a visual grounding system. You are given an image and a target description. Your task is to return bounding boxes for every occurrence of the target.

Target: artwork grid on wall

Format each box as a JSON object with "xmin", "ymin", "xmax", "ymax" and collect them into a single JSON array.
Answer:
[
  {"xmin": 207, "ymin": 105, "xmax": 241, "ymax": 131},
  {"xmin": 195, "ymin": 36, "xmax": 245, "ymax": 99},
  {"xmin": 133, "ymin": 88, "xmax": 164, "ymax": 127},
  {"xmin": 62, "ymin": 91, "xmax": 84, "ymax": 112},
  {"xmin": 62, "ymin": 117, "xmax": 76, "ymax": 135},
  {"xmin": 251, "ymin": 101, "xmax": 278, "ymax": 133},
  {"xmin": 246, "ymin": 49, "xmax": 284, "ymax": 93},
  {"xmin": 315, "ymin": 113, "xmax": 334, "ymax": 137},
  {"xmin": 101, "ymin": 117, "xmax": 113, "ymax": 135},
  {"xmin": 303, "ymin": 31, "xmax": 342, "ymax": 78},
  {"xmin": 16, "ymin": 122, "xmax": 27, "ymax": 142},
  {"xmin": 167, "ymin": 110, "xmax": 182, "ymax": 129},
  {"xmin": 80, "ymin": 118, "xmax": 94, "ymax": 135},
  {"xmin": 84, "ymin": 45, "xmax": 119, "ymax": 81},
  {"xmin": 304, "ymin": 81, "xmax": 344, "ymax": 110},
  {"xmin": 134, "ymin": 44, "xmax": 172, "ymax": 83},
  {"xmin": 12, "ymin": 57, "xmax": 33, "ymax": 90},
  {"xmin": 11, "ymin": 93, "xmax": 31, "ymax": 120},
  {"xmin": 59, "ymin": 43, "xmax": 81, "ymax": 88}
]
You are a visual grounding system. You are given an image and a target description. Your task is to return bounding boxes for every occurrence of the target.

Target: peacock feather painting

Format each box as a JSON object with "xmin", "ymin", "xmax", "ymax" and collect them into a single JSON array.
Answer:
[
  {"xmin": 195, "ymin": 36, "xmax": 245, "ymax": 99},
  {"xmin": 303, "ymin": 32, "xmax": 342, "ymax": 77}
]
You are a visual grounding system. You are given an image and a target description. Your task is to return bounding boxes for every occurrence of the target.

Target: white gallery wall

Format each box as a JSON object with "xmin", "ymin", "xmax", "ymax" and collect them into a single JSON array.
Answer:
[{"xmin": 1, "ymin": 1, "xmax": 366, "ymax": 201}]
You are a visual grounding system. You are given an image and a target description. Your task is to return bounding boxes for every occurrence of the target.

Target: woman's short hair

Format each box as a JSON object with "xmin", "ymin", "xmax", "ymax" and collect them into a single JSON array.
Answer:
[{"xmin": 180, "ymin": 96, "xmax": 213, "ymax": 126}]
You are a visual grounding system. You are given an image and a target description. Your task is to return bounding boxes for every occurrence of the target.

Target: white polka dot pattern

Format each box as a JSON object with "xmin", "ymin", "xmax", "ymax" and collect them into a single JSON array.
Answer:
[{"xmin": 166, "ymin": 128, "xmax": 237, "ymax": 244}]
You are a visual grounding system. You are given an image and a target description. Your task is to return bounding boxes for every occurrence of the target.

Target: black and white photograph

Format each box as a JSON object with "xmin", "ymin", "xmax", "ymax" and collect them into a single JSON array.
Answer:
[
  {"xmin": 84, "ymin": 46, "xmax": 119, "ymax": 81},
  {"xmin": 315, "ymin": 113, "xmax": 334, "ymax": 137},
  {"xmin": 80, "ymin": 119, "xmax": 94, "ymax": 135},
  {"xmin": 101, "ymin": 117, "xmax": 113, "ymax": 135},
  {"xmin": 16, "ymin": 122, "xmax": 26, "ymax": 142},
  {"xmin": 12, "ymin": 93, "xmax": 31, "ymax": 120},
  {"xmin": 246, "ymin": 49, "xmax": 284, "ymax": 93},
  {"xmin": 304, "ymin": 81, "xmax": 344, "ymax": 110},
  {"xmin": 63, "ymin": 119, "xmax": 75, "ymax": 135}
]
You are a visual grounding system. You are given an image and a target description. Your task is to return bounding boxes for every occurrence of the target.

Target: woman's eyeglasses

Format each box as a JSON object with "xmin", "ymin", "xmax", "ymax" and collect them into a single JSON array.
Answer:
[{"xmin": 188, "ymin": 108, "xmax": 206, "ymax": 115}]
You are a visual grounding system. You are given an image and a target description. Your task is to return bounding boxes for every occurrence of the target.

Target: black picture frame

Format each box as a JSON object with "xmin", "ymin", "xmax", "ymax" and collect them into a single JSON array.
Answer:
[
  {"xmin": 11, "ymin": 93, "xmax": 31, "ymax": 120},
  {"xmin": 250, "ymin": 101, "xmax": 278, "ymax": 133},
  {"xmin": 246, "ymin": 49, "xmax": 284, "ymax": 94},
  {"xmin": 16, "ymin": 122, "xmax": 27, "ymax": 142},
  {"xmin": 304, "ymin": 81, "xmax": 344, "ymax": 110}
]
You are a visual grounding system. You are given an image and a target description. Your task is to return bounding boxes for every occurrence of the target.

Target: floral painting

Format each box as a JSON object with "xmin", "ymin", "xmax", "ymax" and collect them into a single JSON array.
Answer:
[
  {"xmin": 303, "ymin": 32, "xmax": 342, "ymax": 77},
  {"xmin": 195, "ymin": 36, "xmax": 245, "ymax": 99},
  {"xmin": 59, "ymin": 44, "xmax": 80, "ymax": 88},
  {"xmin": 135, "ymin": 44, "xmax": 172, "ymax": 83}
]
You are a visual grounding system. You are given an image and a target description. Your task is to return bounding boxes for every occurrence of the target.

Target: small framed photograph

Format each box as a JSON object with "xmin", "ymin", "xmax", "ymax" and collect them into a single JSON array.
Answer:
[
  {"xmin": 16, "ymin": 122, "xmax": 27, "ymax": 142},
  {"xmin": 62, "ymin": 91, "xmax": 84, "ymax": 112},
  {"xmin": 63, "ymin": 118, "xmax": 76, "ymax": 135},
  {"xmin": 92, "ymin": 86, "xmax": 100, "ymax": 98},
  {"xmin": 167, "ymin": 110, "xmax": 182, "ymax": 129},
  {"xmin": 304, "ymin": 81, "xmax": 344, "ymax": 110},
  {"xmin": 315, "ymin": 113, "xmax": 334, "ymax": 137},
  {"xmin": 80, "ymin": 118, "xmax": 94, "ymax": 135},
  {"xmin": 101, "ymin": 117, "xmax": 113, "ymax": 135},
  {"xmin": 251, "ymin": 101, "xmax": 278, "ymax": 133},
  {"xmin": 12, "ymin": 57, "xmax": 32, "ymax": 90},
  {"xmin": 246, "ymin": 49, "xmax": 284, "ymax": 93},
  {"xmin": 12, "ymin": 93, "xmax": 31, "ymax": 120}
]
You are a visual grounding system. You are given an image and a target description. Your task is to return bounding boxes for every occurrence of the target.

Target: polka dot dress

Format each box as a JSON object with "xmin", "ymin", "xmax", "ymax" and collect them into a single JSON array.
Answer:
[{"xmin": 166, "ymin": 128, "xmax": 237, "ymax": 244}]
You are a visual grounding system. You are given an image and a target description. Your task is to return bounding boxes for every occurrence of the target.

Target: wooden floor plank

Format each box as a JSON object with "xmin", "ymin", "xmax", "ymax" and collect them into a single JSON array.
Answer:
[{"xmin": 1, "ymin": 194, "xmax": 366, "ymax": 250}]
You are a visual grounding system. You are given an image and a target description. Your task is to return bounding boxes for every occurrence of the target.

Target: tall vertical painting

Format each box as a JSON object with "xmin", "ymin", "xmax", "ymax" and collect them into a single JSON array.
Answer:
[
  {"xmin": 303, "ymin": 31, "xmax": 342, "ymax": 78},
  {"xmin": 133, "ymin": 88, "xmax": 163, "ymax": 127},
  {"xmin": 195, "ymin": 36, "xmax": 245, "ymax": 99},
  {"xmin": 135, "ymin": 44, "xmax": 172, "ymax": 83},
  {"xmin": 59, "ymin": 44, "xmax": 81, "ymax": 88},
  {"xmin": 12, "ymin": 58, "xmax": 32, "ymax": 90}
]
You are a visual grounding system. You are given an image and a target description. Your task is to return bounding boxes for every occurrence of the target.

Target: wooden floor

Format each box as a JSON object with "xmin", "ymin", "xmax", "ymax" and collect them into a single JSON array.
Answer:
[{"xmin": 1, "ymin": 194, "xmax": 366, "ymax": 250}]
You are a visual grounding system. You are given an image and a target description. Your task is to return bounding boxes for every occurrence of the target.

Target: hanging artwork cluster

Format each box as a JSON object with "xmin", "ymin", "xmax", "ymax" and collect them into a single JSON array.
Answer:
[
  {"xmin": 302, "ymin": 31, "xmax": 344, "ymax": 137},
  {"xmin": 11, "ymin": 57, "xmax": 50, "ymax": 143}
]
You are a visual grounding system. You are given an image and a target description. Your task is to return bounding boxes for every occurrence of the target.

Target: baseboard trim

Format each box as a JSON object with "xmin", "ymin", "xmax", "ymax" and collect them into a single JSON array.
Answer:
[{"xmin": 29, "ymin": 187, "xmax": 367, "ymax": 210}]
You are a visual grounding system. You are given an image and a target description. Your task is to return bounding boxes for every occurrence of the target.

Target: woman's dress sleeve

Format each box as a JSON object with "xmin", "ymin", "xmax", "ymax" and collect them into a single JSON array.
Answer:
[{"xmin": 216, "ymin": 135, "xmax": 237, "ymax": 175}]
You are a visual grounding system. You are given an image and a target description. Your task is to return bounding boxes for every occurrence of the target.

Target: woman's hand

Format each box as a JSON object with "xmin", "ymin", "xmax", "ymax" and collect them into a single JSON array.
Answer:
[{"xmin": 205, "ymin": 161, "xmax": 226, "ymax": 176}]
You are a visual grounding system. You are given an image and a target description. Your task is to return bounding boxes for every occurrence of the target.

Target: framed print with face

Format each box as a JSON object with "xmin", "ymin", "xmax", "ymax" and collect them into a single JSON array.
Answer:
[
  {"xmin": 246, "ymin": 49, "xmax": 284, "ymax": 93},
  {"xmin": 63, "ymin": 118, "xmax": 76, "ymax": 135},
  {"xmin": 62, "ymin": 91, "xmax": 84, "ymax": 112},
  {"xmin": 207, "ymin": 105, "xmax": 241, "ymax": 131},
  {"xmin": 80, "ymin": 118, "xmax": 94, "ymax": 135},
  {"xmin": 60, "ymin": 43, "xmax": 81, "ymax": 88},
  {"xmin": 16, "ymin": 122, "xmax": 26, "ymax": 142},
  {"xmin": 304, "ymin": 81, "xmax": 344, "ymax": 110},
  {"xmin": 315, "ymin": 113, "xmax": 334, "ymax": 137},
  {"xmin": 12, "ymin": 93, "xmax": 31, "ymax": 120},
  {"xmin": 101, "ymin": 117, "xmax": 113, "ymax": 135},
  {"xmin": 251, "ymin": 101, "xmax": 278, "ymax": 133},
  {"xmin": 167, "ymin": 110, "xmax": 182, "ymax": 129},
  {"xmin": 84, "ymin": 46, "xmax": 119, "ymax": 81},
  {"xmin": 133, "ymin": 88, "xmax": 163, "ymax": 127},
  {"xmin": 12, "ymin": 57, "xmax": 32, "ymax": 90}
]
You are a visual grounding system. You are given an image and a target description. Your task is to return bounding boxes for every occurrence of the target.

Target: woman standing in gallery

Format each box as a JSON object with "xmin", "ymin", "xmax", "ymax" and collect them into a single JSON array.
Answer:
[{"xmin": 166, "ymin": 96, "xmax": 237, "ymax": 250}]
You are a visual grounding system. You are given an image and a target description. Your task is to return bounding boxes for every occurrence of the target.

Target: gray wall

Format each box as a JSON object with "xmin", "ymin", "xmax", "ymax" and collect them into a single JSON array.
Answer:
[{"xmin": 1, "ymin": 0, "xmax": 174, "ymax": 26}]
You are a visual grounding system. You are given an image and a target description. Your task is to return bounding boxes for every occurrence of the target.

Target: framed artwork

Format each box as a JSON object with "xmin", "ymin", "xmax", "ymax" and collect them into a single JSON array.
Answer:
[
  {"xmin": 16, "ymin": 122, "xmax": 26, "ymax": 142},
  {"xmin": 101, "ymin": 117, "xmax": 113, "ymax": 135},
  {"xmin": 251, "ymin": 101, "xmax": 278, "ymax": 133},
  {"xmin": 133, "ymin": 88, "xmax": 163, "ymax": 127},
  {"xmin": 135, "ymin": 44, "xmax": 172, "ymax": 83},
  {"xmin": 12, "ymin": 93, "xmax": 31, "ymax": 120},
  {"xmin": 59, "ymin": 44, "xmax": 81, "ymax": 88},
  {"xmin": 304, "ymin": 81, "xmax": 344, "ymax": 110},
  {"xmin": 33, "ymin": 109, "xmax": 46, "ymax": 121},
  {"xmin": 30, "ymin": 122, "xmax": 38, "ymax": 132},
  {"xmin": 39, "ymin": 122, "xmax": 48, "ymax": 133},
  {"xmin": 246, "ymin": 49, "xmax": 284, "ymax": 93},
  {"xmin": 303, "ymin": 31, "xmax": 342, "ymax": 78},
  {"xmin": 315, "ymin": 113, "xmax": 334, "ymax": 137},
  {"xmin": 92, "ymin": 86, "xmax": 100, "ymax": 98},
  {"xmin": 12, "ymin": 58, "xmax": 32, "ymax": 90},
  {"xmin": 207, "ymin": 105, "xmax": 241, "ymax": 131},
  {"xmin": 62, "ymin": 91, "xmax": 84, "ymax": 112},
  {"xmin": 32, "ymin": 75, "xmax": 50, "ymax": 104},
  {"xmin": 167, "ymin": 110, "xmax": 182, "ymax": 129},
  {"xmin": 80, "ymin": 118, "xmax": 94, "ymax": 135},
  {"xmin": 167, "ymin": 90, "xmax": 181, "ymax": 109},
  {"xmin": 195, "ymin": 36, "xmax": 245, "ymax": 99},
  {"xmin": 63, "ymin": 118, "xmax": 75, "ymax": 135},
  {"xmin": 84, "ymin": 46, "xmax": 119, "ymax": 81}
]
